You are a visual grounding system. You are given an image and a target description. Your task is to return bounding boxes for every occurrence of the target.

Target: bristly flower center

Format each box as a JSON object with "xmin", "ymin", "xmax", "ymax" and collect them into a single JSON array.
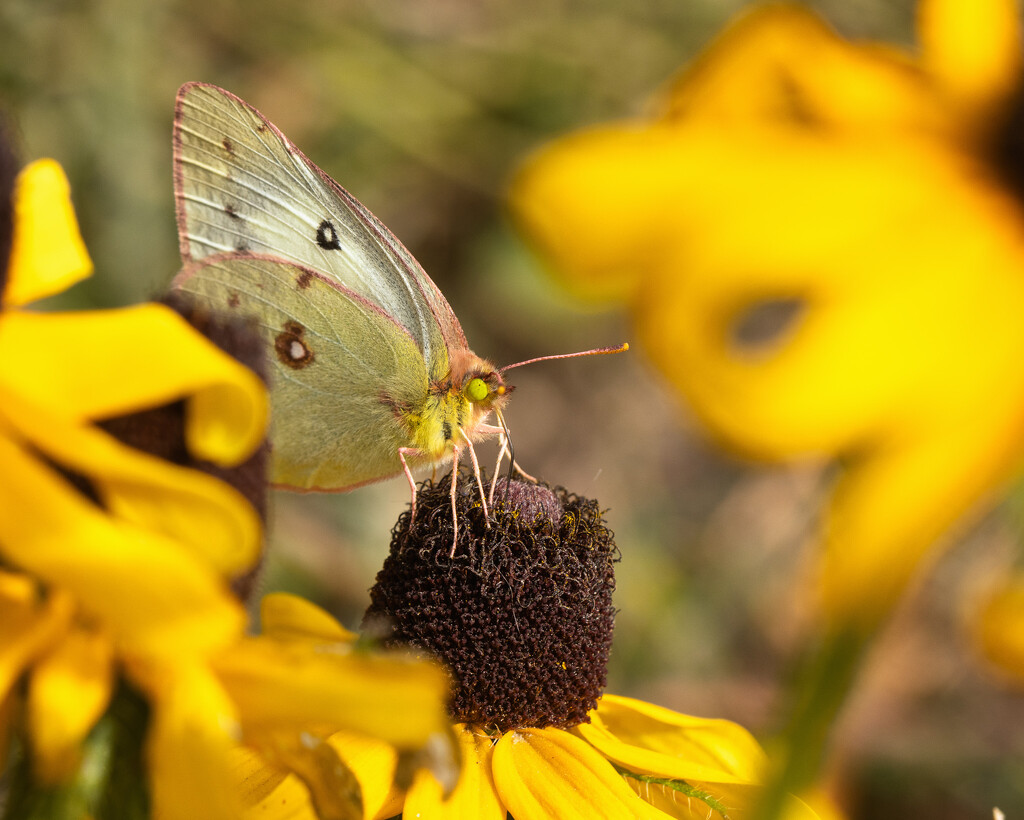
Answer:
[{"xmin": 364, "ymin": 473, "xmax": 618, "ymax": 733}]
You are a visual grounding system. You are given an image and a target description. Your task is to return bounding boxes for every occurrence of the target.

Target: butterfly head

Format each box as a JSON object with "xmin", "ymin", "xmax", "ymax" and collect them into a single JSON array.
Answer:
[{"xmin": 462, "ymin": 367, "xmax": 513, "ymax": 413}]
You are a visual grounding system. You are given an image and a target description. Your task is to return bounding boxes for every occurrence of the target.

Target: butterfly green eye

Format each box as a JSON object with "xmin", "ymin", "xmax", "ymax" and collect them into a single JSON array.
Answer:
[{"xmin": 465, "ymin": 377, "xmax": 489, "ymax": 402}]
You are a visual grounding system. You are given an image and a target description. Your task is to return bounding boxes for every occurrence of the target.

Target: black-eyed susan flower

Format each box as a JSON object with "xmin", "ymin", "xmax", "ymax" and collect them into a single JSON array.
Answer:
[
  {"xmin": 510, "ymin": 0, "xmax": 1024, "ymax": 631},
  {"xmin": 0, "ymin": 138, "xmax": 452, "ymax": 819},
  {"xmin": 263, "ymin": 475, "xmax": 821, "ymax": 820}
]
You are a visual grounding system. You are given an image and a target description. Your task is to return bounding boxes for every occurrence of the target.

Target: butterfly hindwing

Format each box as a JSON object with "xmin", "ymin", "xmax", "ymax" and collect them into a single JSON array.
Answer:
[{"xmin": 173, "ymin": 253, "xmax": 428, "ymax": 490}]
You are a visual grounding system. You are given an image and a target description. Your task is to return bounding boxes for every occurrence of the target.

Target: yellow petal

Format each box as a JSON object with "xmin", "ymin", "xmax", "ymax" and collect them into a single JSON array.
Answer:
[
  {"xmin": 1, "ymin": 384, "xmax": 261, "ymax": 578},
  {"xmin": 252, "ymin": 729, "xmax": 363, "ymax": 820},
  {"xmin": 27, "ymin": 623, "xmax": 114, "ymax": 783},
  {"xmin": 214, "ymin": 636, "xmax": 450, "ymax": 749},
  {"xmin": 491, "ymin": 727, "xmax": 665, "ymax": 820},
  {"xmin": 664, "ymin": 4, "xmax": 942, "ymax": 136},
  {"xmin": 144, "ymin": 662, "xmax": 243, "ymax": 820},
  {"xmin": 404, "ymin": 725, "xmax": 504, "ymax": 820},
  {"xmin": 0, "ymin": 431, "xmax": 246, "ymax": 658},
  {"xmin": 974, "ymin": 573, "xmax": 1024, "ymax": 683},
  {"xmin": 510, "ymin": 124, "xmax": 681, "ymax": 305},
  {"xmin": 5, "ymin": 160, "xmax": 92, "ymax": 307},
  {"xmin": 239, "ymin": 765, "xmax": 319, "ymax": 820},
  {"xmin": 233, "ymin": 746, "xmax": 290, "ymax": 808},
  {"xmin": 918, "ymin": 0, "xmax": 1022, "ymax": 117},
  {"xmin": 578, "ymin": 695, "xmax": 765, "ymax": 784},
  {"xmin": 260, "ymin": 593, "xmax": 358, "ymax": 643},
  {"xmin": 0, "ymin": 304, "xmax": 268, "ymax": 466},
  {"xmin": 330, "ymin": 730, "xmax": 404, "ymax": 820},
  {"xmin": 0, "ymin": 577, "xmax": 73, "ymax": 702}
]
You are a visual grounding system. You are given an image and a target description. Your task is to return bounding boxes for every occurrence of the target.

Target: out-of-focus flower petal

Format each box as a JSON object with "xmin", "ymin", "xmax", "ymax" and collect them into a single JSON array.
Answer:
[
  {"xmin": 663, "ymin": 5, "xmax": 942, "ymax": 135},
  {"xmin": 5, "ymin": 159, "xmax": 91, "ymax": 307},
  {"xmin": 0, "ymin": 575, "xmax": 73, "ymax": 701},
  {"xmin": 492, "ymin": 726, "xmax": 666, "ymax": 819},
  {"xmin": 143, "ymin": 662, "xmax": 242, "ymax": 820},
  {"xmin": 917, "ymin": 0, "xmax": 1022, "ymax": 118},
  {"xmin": 260, "ymin": 593, "xmax": 358, "ymax": 644},
  {"xmin": 27, "ymin": 624, "xmax": 114, "ymax": 783},
  {"xmin": 214, "ymin": 636, "xmax": 450, "ymax": 749},
  {"xmin": 404, "ymin": 726, "xmax": 504, "ymax": 820},
  {"xmin": 0, "ymin": 305, "xmax": 268, "ymax": 467},
  {"xmin": 0, "ymin": 430, "xmax": 246, "ymax": 659}
]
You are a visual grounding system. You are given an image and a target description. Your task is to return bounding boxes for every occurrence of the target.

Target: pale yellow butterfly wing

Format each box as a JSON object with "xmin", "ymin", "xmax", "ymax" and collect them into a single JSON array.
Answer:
[
  {"xmin": 173, "ymin": 81, "xmax": 467, "ymax": 383},
  {"xmin": 171, "ymin": 82, "xmax": 488, "ymax": 490},
  {"xmin": 173, "ymin": 253, "xmax": 427, "ymax": 490}
]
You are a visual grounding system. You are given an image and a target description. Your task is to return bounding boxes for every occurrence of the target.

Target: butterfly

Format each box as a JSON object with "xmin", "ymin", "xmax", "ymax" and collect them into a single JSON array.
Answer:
[{"xmin": 171, "ymin": 83, "xmax": 625, "ymax": 550}]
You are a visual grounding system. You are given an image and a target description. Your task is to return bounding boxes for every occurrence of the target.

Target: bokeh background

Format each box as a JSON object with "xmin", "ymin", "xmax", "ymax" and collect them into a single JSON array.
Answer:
[{"xmin": 5, "ymin": 0, "xmax": 1023, "ymax": 816}]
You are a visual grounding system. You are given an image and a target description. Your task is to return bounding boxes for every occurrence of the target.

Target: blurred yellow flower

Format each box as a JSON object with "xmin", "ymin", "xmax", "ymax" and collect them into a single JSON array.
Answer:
[
  {"xmin": 0, "ymin": 155, "xmax": 451, "ymax": 819},
  {"xmin": 510, "ymin": 0, "xmax": 1024, "ymax": 630}
]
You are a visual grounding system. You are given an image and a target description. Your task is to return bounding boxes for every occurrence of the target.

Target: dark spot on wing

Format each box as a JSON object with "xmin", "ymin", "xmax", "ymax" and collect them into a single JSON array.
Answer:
[
  {"xmin": 227, "ymin": 292, "xmax": 240, "ymax": 308},
  {"xmin": 234, "ymin": 238, "xmax": 250, "ymax": 252},
  {"xmin": 316, "ymin": 219, "xmax": 342, "ymax": 250},
  {"xmin": 275, "ymin": 321, "xmax": 315, "ymax": 370},
  {"xmin": 222, "ymin": 137, "xmax": 236, "ymax": 157},
  {"xmin": 224, "ymin": 203, "xmax": 241, "ymax": 220},
  {"xmin": 296, "ymin": 270, "xmax": 313, "ymax": 289}
]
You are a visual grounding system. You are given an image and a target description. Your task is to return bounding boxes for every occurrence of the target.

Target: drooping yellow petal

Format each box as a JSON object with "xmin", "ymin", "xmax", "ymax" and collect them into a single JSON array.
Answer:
[
  {"xmin": 0, "ymin": 304, "xmax": 267, "ymax": 467},
  {"xmin": 578, "ymin": 695, "xmax": 765, "ymax": 784},
  {"xmin": 329, "ymin": 731, "xmax": 404, "ymax": 820},
  {"xmin": 404, "ymin": 726, "xmax": 504, "ymax": 820},
  {"xmin": 214, "ymin": 636, "xmax": 450, "ymax": 749},
  {"xmin": 974, "ymin": 572, "xmax": 1024, "ymax": 683},
  {"xmin": 492, "ymin": 727, "xmax": 665, "ymax": 820},
  {"xmin": 917, "ymin": 0, "xmax": 1022, "ymax": 118},
  {"xmin": 260, "ymin": 593, "xmax": 358, "ymax": 644},
  {"xmin": 0, "ymin": 431, "xmax": 246, "ymax": 658},
  {"xmin": 27, "ymin": 623, "xmax": 114, "ymax": 784},
  {"xmin": 0, "ymin": 576, "xmax": 73, "ymax": 702},
  {"xmin": 5, "ymin": 159, "xmax": 92, "ymax": 308},
  {"xmin": 239, "ymin": 765, "xmax": 318, "ymax": 820},
  {"xmin": 664, "ymin": 4, "xmax": 943, "ymax": 136},
  {"xmin": 142, "ymin": 661, "xmax": 243, "ymax": 820},
  {"xmin": 0, "ymin": 383, "xmax": 261, "ymax": 578},
  {"xmin": 252, "ymin": 729, "xmax": 363, "ymax": 820}
]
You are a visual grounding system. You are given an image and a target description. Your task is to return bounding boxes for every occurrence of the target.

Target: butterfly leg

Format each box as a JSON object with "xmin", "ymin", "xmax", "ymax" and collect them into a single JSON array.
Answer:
[
  {"xmin": 398, "ymin": 447, "xmax": 420, "ymax": 525},
  {"xmin": 489, "ymin": 434, "xmax": 511, "ymax": 507},
  {"xmin": 459, "ymin": 429, "xmax": 490, "ymax": 525},
  {"xmin": 448, "ymin": 446, "xmax": 461, "ymax": 557}
]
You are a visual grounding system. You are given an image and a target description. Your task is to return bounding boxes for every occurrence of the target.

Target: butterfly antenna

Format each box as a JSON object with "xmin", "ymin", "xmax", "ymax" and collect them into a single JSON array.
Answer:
[{"xmin": 498, "ymin": 342, "xmax": 628, "ymax": 374}]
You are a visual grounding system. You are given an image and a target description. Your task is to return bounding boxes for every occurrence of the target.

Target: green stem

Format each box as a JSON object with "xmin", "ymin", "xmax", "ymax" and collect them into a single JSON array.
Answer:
[
  {"xmin": 753, "ymin": 627, "xmax": 871, "ymax": 820},
  {"xmin": 3, "ymin": 683, "xmax": 150, "ymax": 820}
]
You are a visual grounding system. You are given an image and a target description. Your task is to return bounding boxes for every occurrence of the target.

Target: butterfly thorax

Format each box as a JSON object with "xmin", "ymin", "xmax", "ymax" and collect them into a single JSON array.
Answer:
[{"xmin": 399, "ymin": 350, "xmax": 512, "ymax": 461}]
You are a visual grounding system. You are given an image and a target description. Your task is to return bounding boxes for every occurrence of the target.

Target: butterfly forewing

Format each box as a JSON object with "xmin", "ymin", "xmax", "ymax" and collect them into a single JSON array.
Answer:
[{"xmin": 173, "ymin": 82, "xmax": 466, "ymax": 381}]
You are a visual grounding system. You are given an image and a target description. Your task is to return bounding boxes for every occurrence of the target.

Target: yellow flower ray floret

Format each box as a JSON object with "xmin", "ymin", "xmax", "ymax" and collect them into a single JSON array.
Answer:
[
  {"xmin": 0, "ymin": 428, "xmax": 247, "ymax": 659},
  {"xmin": 5, "ymin": 159, "xmax": 92, "ymax": 307}
]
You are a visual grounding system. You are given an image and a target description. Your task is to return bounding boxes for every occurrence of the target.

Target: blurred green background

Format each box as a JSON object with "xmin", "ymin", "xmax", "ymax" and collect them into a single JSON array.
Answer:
[{"xmin": 5, "ymin": 0, "xmax": 1023, "ymax": 816}]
